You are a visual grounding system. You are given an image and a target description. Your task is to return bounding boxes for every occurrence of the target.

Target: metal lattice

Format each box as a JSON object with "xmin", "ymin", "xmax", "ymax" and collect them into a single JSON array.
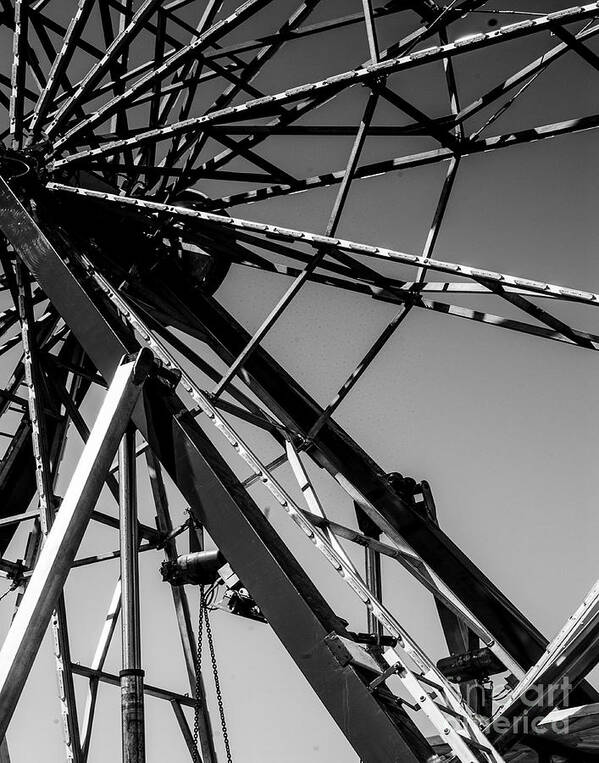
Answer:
[{"xmin": 0, "ymin": 1, "xmax": 598, "ymax": 762}]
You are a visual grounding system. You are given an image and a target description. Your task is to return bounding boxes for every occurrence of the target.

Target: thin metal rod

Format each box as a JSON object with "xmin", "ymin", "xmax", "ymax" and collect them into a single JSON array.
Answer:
[
  {"xmin": 325, "ymin": 89, "xmax": 378, "ymax": 237},
  {"xmin": 361, "ymin": 0, "xmax": 379, "ymax": 62},
  {"xmin": 0, "ymin": 510, "xmax": 40, "ymax": 527},
  {"xmin": 81, "ymin": 580, "xmax": 121, "ymax": 762},
  {"xmin": 15, "ymin": 262, "xmax": 83, "ymax": 762},
  {"xmin": 64, "ymin": 540, "xmax": 158, "ymax": 570},
  {"xmin": 210, "ymin": 87, "xmax": 376, "ymax": 398},
  {"xmin": 119, "ymin": 424, "xmax": 145, "ymax": 763},
  {"xmin": 231, "ymin": 256, "xmax": 599, "ymax": 347},
  {"xmin": 164, "ymin": 3, "xmax": 405, "ymax": 65},
  {"xmin": 307, "ymin": 304, "xmax": 410, "ymax": 441},
  {"xmin": 200, "ymin": 113, "xmax": 599, "ymax": 208},
  {"xmin": 379, "ymin": 85, "xmax": 460, "ymax": 152},
  {"xmin": 550, "ymin": 22, "xmax": 599, "ymax": 72},
  {"xmin": 44, "ymin": 366, "xmax": 121, "ymax": 500},
  {"xmin": 479, "ymin": 278, "xmax": 597, "ymax": 350},
  {"xmin": 146, "ymin": 450, "xmax": 216, "ymax": 763},
  {"xmin": 285, "ymin": 440, "xmax": 361, "ymax": 577},
  {"xmin": 211, "ymin": 247, "xmax": 326, "ymax": 398},
  {"xmin": 155, "ymin": 0, "xmax": 219, "ymax": 127},
  {"xmin": 72, "ymin": 664, "xmax": 196, "ymax": 706},
  {"xmin": 171, "ymin": 701, "xmax": 200, "ymax": 761},
  {"xmin": 241, "ymin": 454, "xmax": 287, "ymax": 488}
]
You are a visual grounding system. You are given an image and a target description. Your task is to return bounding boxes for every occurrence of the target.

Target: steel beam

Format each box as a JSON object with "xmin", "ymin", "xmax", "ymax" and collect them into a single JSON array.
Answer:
[
  {"xmin": 119, "ymin": 424, "xmax": 145, "ymax": 763},
  {"xmin": 0, "ymin": 350, "xmax": 152, "ymax": 739},
  {"xmin": 128, "ymin": 270, "xmax": 596, "ymax": 693},
  {"xmin": 47, "ymin": 184, "xmax": 599, "ymax": 309},
  {"xmin": 72, "ymin": 664, "xmax": 196, "ymax": 706}
]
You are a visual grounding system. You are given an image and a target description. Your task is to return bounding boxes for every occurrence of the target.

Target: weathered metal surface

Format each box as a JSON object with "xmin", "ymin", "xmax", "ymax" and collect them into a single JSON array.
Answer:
[{"xmin": 119, "ymin": 425, "xmax": 145, "ymax": 763}]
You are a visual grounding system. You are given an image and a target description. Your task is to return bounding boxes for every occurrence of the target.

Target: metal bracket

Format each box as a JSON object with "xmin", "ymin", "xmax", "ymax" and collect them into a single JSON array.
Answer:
[{"xmin": 325, "ymin": 632, "xmax": 383, "ymax": 675}]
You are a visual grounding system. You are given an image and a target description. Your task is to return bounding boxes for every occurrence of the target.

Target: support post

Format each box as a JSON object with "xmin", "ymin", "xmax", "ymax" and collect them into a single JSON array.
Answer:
[
  {"xmin": 0, "ymin": 349, "xmax": 153, "ymax": 740},
  {"xmin": 146, "ymin": 451, "xmax": 216, "ymax": 763},
  {"xmin": 355, "ymin": 504, "xmax": 383, "ymax": 640},
  {"xmin": 365, "ymin": 546, "xmax": 383, "ymax": 639},
  {"xmin": 119, "ymin": 425, "xmax": 145, "ymax": 763}
]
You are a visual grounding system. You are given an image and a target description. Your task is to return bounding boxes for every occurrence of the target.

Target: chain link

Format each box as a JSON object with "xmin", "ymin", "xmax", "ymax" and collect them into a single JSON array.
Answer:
[{"xmin": 194, "ymin": 585, "xmax": 233, "ymax": 763}]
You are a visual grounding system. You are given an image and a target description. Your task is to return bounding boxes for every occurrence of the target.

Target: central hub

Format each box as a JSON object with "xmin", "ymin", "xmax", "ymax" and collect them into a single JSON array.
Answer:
[
  {"xmin": 0, "ymin": 149, "xmax": 33, "ymax": 181},
  {"xmin": 0, "ymin": 150, "xmax": 231, "ymax": 297},
  {"xmin": 0, "ymin": 142, "xmax": 51, "ymax": 192}
]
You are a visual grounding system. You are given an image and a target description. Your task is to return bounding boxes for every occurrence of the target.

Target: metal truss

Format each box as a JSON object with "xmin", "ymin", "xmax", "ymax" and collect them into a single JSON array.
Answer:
[{"xmin": 0, "ymin": 1, "xmax": 598, "ymax": 762}]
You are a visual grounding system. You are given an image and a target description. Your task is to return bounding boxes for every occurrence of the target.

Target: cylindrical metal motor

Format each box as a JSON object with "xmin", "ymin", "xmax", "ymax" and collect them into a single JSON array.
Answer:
[{"xmin": 160, "ymin": 550, "xmax": 226, "ymax": 586}]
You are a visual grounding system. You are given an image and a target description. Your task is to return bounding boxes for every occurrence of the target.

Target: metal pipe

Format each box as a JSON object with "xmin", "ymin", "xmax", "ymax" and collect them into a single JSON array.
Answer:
[
  {"xmin": 365, "ymin": 547, "xmax": 383, "ymax": 639},
  {"xmin": 119, "ymin": 424, "xmax": 145, "ymax": 763}
]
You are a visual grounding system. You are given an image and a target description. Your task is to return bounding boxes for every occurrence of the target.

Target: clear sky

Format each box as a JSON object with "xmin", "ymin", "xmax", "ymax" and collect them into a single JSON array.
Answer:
[{"xmin": 1, "ymin": 1, "xmax": 599, "ymax": 761}]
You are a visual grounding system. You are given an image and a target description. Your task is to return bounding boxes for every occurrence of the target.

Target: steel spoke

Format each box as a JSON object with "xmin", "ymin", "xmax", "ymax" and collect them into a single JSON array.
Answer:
[
  {"xmin": 15, "ymin": 262, "xmax": 82, "ymax": 762},
  {"xmin": 51, "ymin": 3, "xmax": 599, "ymax": 164}
]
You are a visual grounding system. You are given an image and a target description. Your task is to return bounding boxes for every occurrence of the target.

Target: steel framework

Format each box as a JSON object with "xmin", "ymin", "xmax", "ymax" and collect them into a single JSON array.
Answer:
[{"xmin": 0, "ymin": 0, "xmax": 598, "ymax": 761}]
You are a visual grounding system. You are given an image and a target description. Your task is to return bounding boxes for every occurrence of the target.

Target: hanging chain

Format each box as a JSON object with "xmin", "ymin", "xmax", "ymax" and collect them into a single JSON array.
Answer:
[
  {"xmin": 194, "ymin": 584, "xmax": 233, "ymax": 763},
  {"xmin": 193, "ymin": 589, "xmax": 204, "ymax": 763}
]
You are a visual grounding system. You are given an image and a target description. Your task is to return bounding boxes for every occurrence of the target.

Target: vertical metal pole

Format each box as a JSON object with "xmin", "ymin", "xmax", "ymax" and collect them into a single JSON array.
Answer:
[
  {"xmin": 365, "ymin": 547, "xmax": 383, "ymax": 639},
  {"xmin": 355, "ymin": 505, "xmax": 383, "ymax": 639},
  {"xmin": 145, "ymin": 451, "xmax": 216, "ymax": 763},
  {"xmin": 119, "ymin": 424, "xmax": 145, "ymax": 763}
]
